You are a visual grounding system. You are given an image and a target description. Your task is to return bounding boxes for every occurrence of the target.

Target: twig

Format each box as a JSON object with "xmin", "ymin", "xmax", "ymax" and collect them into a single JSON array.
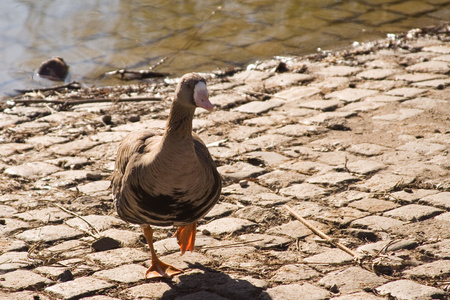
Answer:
[
  {"xmin": 10, "ymin": 96, "xmax": 162, "ymax": 105},
  {"xmin": 284, "ymin": 205, "xmax": 362, "ymax": 262},
  {"xmin": 52, "ymin": 202, "xmax": 101, "ymax": 238},
  {"xmin": 201, "ymin": 238, "xmax": 265, "ymax": 250},
  {"xmin": 14, "ymin": 81, "xmax": 81, "ymax": 94}
]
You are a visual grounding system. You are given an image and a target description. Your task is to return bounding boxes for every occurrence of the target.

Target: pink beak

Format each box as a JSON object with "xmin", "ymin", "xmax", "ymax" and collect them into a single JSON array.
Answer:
[{"xmin": 194, "ymin": 88, "xmax": 214, "ymax": 112}]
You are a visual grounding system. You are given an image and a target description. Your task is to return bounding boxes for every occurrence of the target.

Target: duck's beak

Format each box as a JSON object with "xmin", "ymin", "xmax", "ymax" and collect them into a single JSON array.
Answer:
[{"xmin": 194, "ymin": 82, "xmax": 214, "ymax": 111}]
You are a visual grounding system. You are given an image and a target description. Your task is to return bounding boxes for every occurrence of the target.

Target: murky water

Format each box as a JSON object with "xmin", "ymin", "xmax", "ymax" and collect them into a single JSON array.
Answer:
[{"xmin": 1, "ymin": 0, "xmax": 449, "ymax": 95}]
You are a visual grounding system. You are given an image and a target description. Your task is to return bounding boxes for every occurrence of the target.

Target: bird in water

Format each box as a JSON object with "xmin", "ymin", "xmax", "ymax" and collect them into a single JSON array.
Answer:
[{"xmin": 112, "ymin": 73, "xmax": 222, "ymax": 279}]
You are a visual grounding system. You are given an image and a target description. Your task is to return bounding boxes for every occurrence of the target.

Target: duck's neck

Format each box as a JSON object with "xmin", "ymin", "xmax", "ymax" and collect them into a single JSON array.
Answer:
[{"xmin": 164, "ymin": 101, "xmax": 195, "ymax": 139}]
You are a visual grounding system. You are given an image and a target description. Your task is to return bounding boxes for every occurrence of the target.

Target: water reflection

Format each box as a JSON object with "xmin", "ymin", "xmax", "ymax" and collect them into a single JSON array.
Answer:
[{"xmin": 0, "ymin": 0, "xmax": 448, "ymax": 94}]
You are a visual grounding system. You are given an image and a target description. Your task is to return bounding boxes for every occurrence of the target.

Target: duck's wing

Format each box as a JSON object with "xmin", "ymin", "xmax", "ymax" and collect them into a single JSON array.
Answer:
[{"xmin": 111, "ymin": 129, "xmax": 162, "ymax": 224}]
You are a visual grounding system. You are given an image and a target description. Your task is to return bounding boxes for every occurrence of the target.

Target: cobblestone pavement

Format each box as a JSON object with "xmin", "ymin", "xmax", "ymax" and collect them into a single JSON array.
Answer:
[{"xmin": 0, "ymin": 26, "xmax": 449, "ymax": 299}]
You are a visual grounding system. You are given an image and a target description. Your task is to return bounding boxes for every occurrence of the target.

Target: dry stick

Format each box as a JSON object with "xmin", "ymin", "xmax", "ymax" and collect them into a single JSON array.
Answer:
[
  {"xmin": 14, "ymin": 81, "xmax": 81, "ymax": 94},
  {"xmin": 284, "ymin": 205, "xmax": 362, "ymax": 261},
  {"xmin": 11, "ymin": 96, "xmax": 162, "ymax": 105},
  {"xmin": 52, "ymin": 202, "xmax": 101, "ymax": 238}
]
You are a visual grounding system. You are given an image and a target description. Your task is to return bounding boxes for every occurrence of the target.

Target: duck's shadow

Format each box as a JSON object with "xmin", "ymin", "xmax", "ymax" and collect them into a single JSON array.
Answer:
[{"xmin": 159, "ymin": 262, "xmax": 272, "ymax": 300}]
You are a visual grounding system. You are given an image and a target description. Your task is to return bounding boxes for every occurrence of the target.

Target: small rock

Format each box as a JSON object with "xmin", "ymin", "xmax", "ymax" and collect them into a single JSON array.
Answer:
[
  {"xmin": 92, "ymin": 237, "xmax": 122, "ymax": 252},
  {"xmin": 57, "ymin": 269, "xmax": 74, "ymax": 282},
  {"xmin": 129, "ymin": 115, "xmax": 140, "ymax": 122},
  {"xmin": 102, "ymin": 115, "xmax": 112, "ymax": 124}
]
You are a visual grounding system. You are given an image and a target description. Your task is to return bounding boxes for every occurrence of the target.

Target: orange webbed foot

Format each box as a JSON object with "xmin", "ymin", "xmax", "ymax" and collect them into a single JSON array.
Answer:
[{"xmin": 145, "ymin": 259, "xmax": 184, "ymax": 279}]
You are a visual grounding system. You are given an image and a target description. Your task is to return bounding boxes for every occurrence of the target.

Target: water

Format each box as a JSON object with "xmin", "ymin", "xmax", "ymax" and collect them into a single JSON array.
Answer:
[{"xmin": 1, "ymin": 0, "xmax": 449, "ymax": 95}]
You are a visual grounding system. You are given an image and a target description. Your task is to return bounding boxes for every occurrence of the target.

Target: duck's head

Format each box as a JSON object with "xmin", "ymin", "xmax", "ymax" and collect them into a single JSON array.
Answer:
[{"xmin": 174, "ymin": 73, "xmax": 214, "ymax": 112}]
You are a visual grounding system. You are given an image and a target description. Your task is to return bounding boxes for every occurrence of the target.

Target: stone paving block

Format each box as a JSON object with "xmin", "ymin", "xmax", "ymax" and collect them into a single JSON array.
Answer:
[
  {"xmin": 298, "ymin": 99, "xmax": 341, "ymax": 111},
  {"xmin": 93, "ymin": 263, "xmax": 147, "ymax": 283},
  {"xmin": 100, "ymin": 228, "xmax": 142, "ymax": 247},
  {"xmin": 316, "ymin": 65, "xmax": 361, "ymax": 77},
  {"xmin": 0, "ymin": 291, "xmax": 50, "ymax": 300},
  {"xmin": 419, "ymin": 192, "xmax": 450, "ymax": 209},
  {"xmin": 269, "ymin": 124, "xmax": 327, "ymax": 137},
  {"xmin": 302, "ymin": 111, "xmax": 355, "ymax": 127},
  {"xmin": 373, "ymin": 108, "xmax": 423, "ymax": 121},
  {"xmin": 205, "ymin": 202, "xmax": 238, "ymax": 219},
  {"xmin": 222, "ymin": 181, "xmax": 271, "ymax": 196},
  {"xmin": 66, "ymin": 214, "xmax": 125, "ymax": 232},
  {"xmin": 425, "ymin": 45, "xmax": 450, "ymax": 54},
  {"xmin": 154, "ymin": 235, "xmax": 220, "ymax": 256},
  {"xmin": 267, "ymin": 220, "xmax": 328, "ymax": 239},
  {"xmin": 347, "ymin": 143, "xmax": 389, "ymax": 156},
  {"xmin": 349, "ymin": 198, "xmax": 399, "ymax": 213},
  {"xmin": 240, "ymin": 134, "xmax": 292, "ymax": 152},
  {"xmin": 318, "ymin": 206, "xmax": 370, "ymax": 226},
  {"xmin": 233, "ymin": 99, "xmax": 284, "ymax": 114},
  {"xmin": 383, "ymin": 204, "xmax": 444, "ymax": 222},
  {"xmin": 271, "ymin": 264, "xmax": 321, "ymax": 283},
  {"xmin": 45, "ymin": 277, "xmax": 114, "ymax": 300},
  {"xmin": 264, "ymin": 73, "xmax": 313, "ymax": 89},
  {"xmin": 76, "ymin": 180, "xmax": 111, "ymax": 194},
  {"xmin": 406, "ymin": 60, "xmax": 450, "ymax": 74},
  {"xmin": 217, "ymin": 161, "xmax": 265, "ymax": 180},
  {"xmin": 397, "ymin": 140, "xmax": 447, "ymax": 155},
  {"xmin": 0, "ymin": 204, "xmax": 17, "ymax": 217},
  {"xmin": 346, "ymin": 159, "xmax": 386, "ymax": 174},
  {"xmin": 0, "ymin": 269, "xmax": 51, "ymax": 290},
  {"xmin": 0, "ymin": 251, "xmax": 34, "ymax": 273},
  {"xmin": 403, "ymin": 259, "xmax": 450, "ymax": 280},
  {"xmin": 198, "ymin": 217, "xmax": 256, "ymax": 236},
  {"xmin": 280, "ymin": 160, "xmax": 333, "ymax": 174},
  {"xmin": 306, "ymin": 171, "xmax": 360, "ymax": 186},
  {"xmin": 209, "ymin": 92, "xmax": 247, "ymax": 109},
  {"xmin": 417, "ymin": 239, "xmax": 450, "ymax": 259},
  {"xmin": 14, "ymin": 207, "xmax": 72, "ymax": 222},
  {"xmin": 351, "ymin": 215, "xmax": 405, "ymax": 231},
  {"xmin": 236, "ymin": 233, "xmax": 291, "ymax": 250},
  {"xmin": 16, "ymin": 224, "xmax": 84, "ymax": 243},
  {"xmin": 256, "ymin": 170, "xmax": 304, "ymax": 189},
  {"xmin": 375, "ymin": 279, "xmax": 447, "ymax": 300},
  {"xmin": 244, "ymin": 151, "xmax": 290, "ymax": 166},
  {"xmin": 385, "ymin": 87, "xmax": 427, "ymax": 98},
  {"xmin": 413, "ymin": 78, "xmax": 450, "ymax": 88},
  {"xmin": 394, "ymin": 72, "xmax": 446, "ymax": 82},
  {"xmin": 86, "ymin": 247, "xmax": 149, "ymax": 268},
  {"xmin": 51, "ymin": 170, "xmax": 89, "ymax": 183},
  {"xmin": 304, "ymin": 248, "xmax": 354, "ymax": 264},
  {"xmin": 365, "ymin": 94, "xmax": 406, "ymax": 102},
  {"xmin": 49, "ymin": 138, "xmax": 99, "ymax": 156},
  {"xmin": 264, "ymin": 282, "xmax": 331, "ymax": 300},
  {"xmin": 356, "ymin": 172, "xmax": 415, "ymax": 192},
  {"xmin": 319, "ymin": 266, "xmax": 388, "ymax": 294},
  {"xmin": 0, "ymin": 238, "xmax": 27, "ymax": 252},
  {"xmin": 435, "ymin": 212, "xmax": 450, "ymax": 222},
  {"xmin": 325, "ymin": 88, "xmax": 378, "ymax": 103},
  {"xmin": 280, "ymin": 183, "xmax": 328, "ymax": 200},
  {"xmin": 81, "ymin": 296, "xmax": 121, "ymax": 300},
  {"xmin": 331, "ymin": 292, "xmax": 385, "ymax": 299},
  {"xmin": 239, "ymin": 192, "xmax": 291, "ymax": 207},
  {"xmin": 338, "ymin": 101, "xmax": 385, "ymax": 113},
  {"xmin": 357, "ymin": 68, "xmax": 398, "ymax": 80},
  {"xmin": 0, "ymin": 143, "xmax": 33, "ymax": 157},
  {"xmin": 274, "ymin": 86, "xmax": 321, "ymax": 101},
  {"xmin": 4, "ymin": 162, "xmax": 60, "ymax": 178},
  {"xmin": 389, "ymin": 189, "xmax": 438, "ymax": 203}
]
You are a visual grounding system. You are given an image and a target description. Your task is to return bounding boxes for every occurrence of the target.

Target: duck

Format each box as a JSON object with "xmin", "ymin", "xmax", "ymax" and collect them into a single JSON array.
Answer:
[{"xmin": 111, "ymin": 73, "xmax": 222, "ymax": 279}]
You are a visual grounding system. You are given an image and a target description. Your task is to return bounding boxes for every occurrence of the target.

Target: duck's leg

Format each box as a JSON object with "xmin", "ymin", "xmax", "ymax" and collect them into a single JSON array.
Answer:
[
  {"xmin": 142, "ymin": 224, "xmax": 183, "ymax": 279},
  {"xmin": 176, "ymin": 223, "xmax": 197, "ymax": 255}
]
